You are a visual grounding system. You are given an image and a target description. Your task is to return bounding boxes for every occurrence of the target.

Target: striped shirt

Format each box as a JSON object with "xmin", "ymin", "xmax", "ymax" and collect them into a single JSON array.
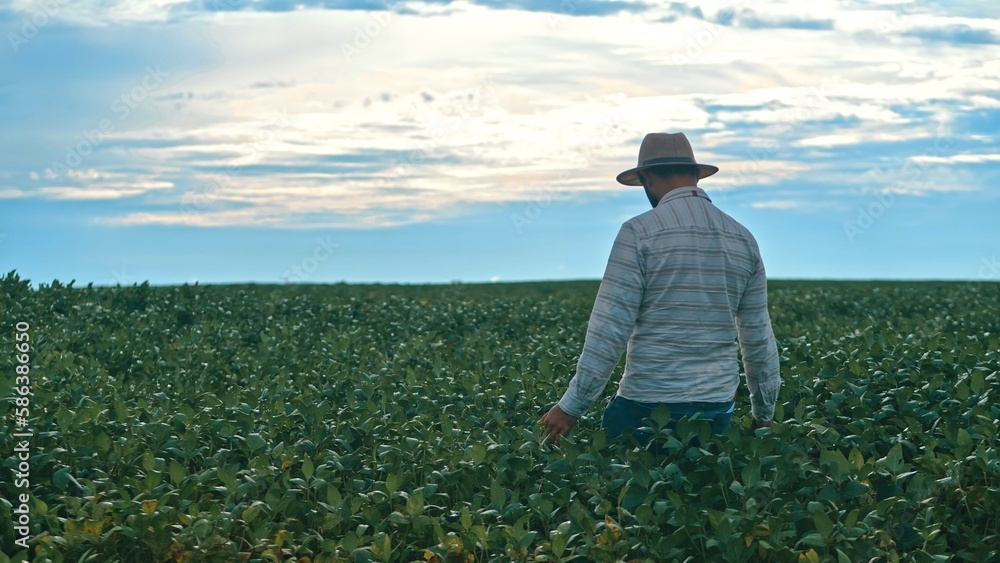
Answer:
[{"xmin": 557, "ymin": 186, "xmax": 781, "ymax": 422}]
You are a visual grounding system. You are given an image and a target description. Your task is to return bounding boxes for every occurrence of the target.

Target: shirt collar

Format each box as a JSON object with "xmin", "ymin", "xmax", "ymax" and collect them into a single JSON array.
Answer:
[{"xmin": 656, "ymin": 186, "xmax": 712, "ymax": 207}]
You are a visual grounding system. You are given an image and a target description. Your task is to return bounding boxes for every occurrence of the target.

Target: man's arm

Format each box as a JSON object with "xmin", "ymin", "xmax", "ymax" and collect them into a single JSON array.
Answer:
[
  {"xmin": 735, "ymin": 252, "xmax": 781, "ymax": 424},
  {"xmin": 558, "ymin": 222, "xmax": 645, "ymax": 417}
]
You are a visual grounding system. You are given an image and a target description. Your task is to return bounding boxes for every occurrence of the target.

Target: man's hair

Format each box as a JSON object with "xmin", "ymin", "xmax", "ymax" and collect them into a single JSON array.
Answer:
[{"xmin": 645, "ymin": 164, "xmax": 699, "ymax": 181}]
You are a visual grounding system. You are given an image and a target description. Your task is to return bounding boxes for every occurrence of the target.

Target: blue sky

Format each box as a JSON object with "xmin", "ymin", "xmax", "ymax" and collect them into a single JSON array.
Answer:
[{"xmin": 1, "ymin": 0, "xmax": 999, "ymax": 285}]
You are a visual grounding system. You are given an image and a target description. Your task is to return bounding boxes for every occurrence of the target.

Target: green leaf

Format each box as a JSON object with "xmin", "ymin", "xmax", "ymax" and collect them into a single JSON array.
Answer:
[
  {"xmin": 387, "ymin": 511, "xmax": 409, "ymax": 525},
  {"xmin": 169, "ymin": 460, "xmax": 187, "ymax": 485},
  {"xmin": 650, "ymin": 404, "xmax": 671, "ymax": 429},
  {"xmin": 845, "ymin": 508, "xmax": 860, "ymax": 529},
  {"xmin": 471, "ymin": 443, "xmax": 486, "ymax": 465},
  {"xmin": 460, "ymin": 506, "xmax": 472, "ymax": 530},
  {"xmin": 95, "ymin": 432, "xmax": 111, "ymax": 453},
  {"xmin": 386, "ymin": 473, "xmax": 400, "ymax": 495},
  {"xmin": 142, "ymin": 450, "xmax": 155, "ymax": 472},
  {"xmin": 820, "ymin": 449, "xmax": 851, "ymax": 481},
  {"xmin": 742, "ymin": 458, "xmax": 760, "ymax": 485},
  {"xmin": 957, "ymin": 428, "xmax": 972, "ymax": 448},
  {"xmin": 799, "ymin": 532, "xmax": 827, "ymax": 548},
  {"xmin": 811, "ymin": 509, "xmax": 834, "ymax": 539},
  {"xmin": 883, "ymin": 444, "xmax": 904, "ymax": 473},
  {"xmin": 844, "ymin": 480, "xmax": 870, "ymax": 499},
  {"xmin": 245, "ymin": 434, "xmax": 267, "ymax": 452},
  {"xmin": 302, "ymin": 457, "xmax": 314, "ymax": 481},
  {"xmin": 406, "ymin": 491, "xmax": 424, "ymax": 517},
  {"xmin": 848, "ymin": 448, "xmax": 864, "ymax": 470},
  {"xmin": 52, "ymin": 466, "xmax": 74, "ymax": 491},
  {"xmin": 491, "ymin": 479, "xmax": 505, "ymax": 508},
  {"xmin": 243, "ymin": 502, "xmax": 264, "ymax": 522},
  {"xmin": 971, "ymin": 370, "xmax": 985, "ymax": 394},
  {"xmin": 218, "ymin": 467, "xmax": 236, "ymax": 490},
  {"xmin": 327, "ymin": 484, "xmax": 342, "ymax": 506}
]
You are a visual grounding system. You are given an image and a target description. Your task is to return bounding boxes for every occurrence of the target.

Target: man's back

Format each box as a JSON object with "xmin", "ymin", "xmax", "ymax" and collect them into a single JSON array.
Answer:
[
  {"xmin": 557, "ymin": 187, "xmax": 780, "ymax": 425},
  {"xmin": 621, "ymin": 187, "xmax": 777, "ymax": 407},
  {"xmin": 541, "ymin": 132, "xmax": 780, "ymax": 446}
]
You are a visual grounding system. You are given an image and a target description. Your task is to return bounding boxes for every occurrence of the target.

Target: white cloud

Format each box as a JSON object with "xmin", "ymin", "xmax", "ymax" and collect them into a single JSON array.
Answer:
[
  {"xmin": 5, "ymin": 1, "xmax": 999, "ymax": 227},
  {"xmin": 751, "ymin": 200, "xmax": 808, "ymax": 210},
  {"xmin": 33, "ymin": 170, "xmax": 174, "ymax": 200},
  {"xmin": 910, "ymin": 154, "xmax": 1000, "ymax": 165},
  {"xmin": 0, "ymin": 189, "xmax": 26, "ymax": 198}
]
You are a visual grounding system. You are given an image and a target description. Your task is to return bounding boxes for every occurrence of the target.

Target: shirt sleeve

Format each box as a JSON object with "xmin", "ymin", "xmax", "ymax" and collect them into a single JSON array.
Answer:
[
  {"xmin": 735, "ymin": 251, "xmax": 781, "ymax": 422},
  {"xmin": 557, "ymin": 222, "xmax": 645, "ymax": 418}
]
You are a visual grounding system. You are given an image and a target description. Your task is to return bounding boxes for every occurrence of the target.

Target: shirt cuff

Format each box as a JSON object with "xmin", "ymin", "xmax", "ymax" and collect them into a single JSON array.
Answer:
[
  {"xmin": 750, "ymin": 400, "xmax": 775, "ymax": 422},
  {"xmin": 556, "ymin": 391, "xmax": 589, "ymax": 419}
]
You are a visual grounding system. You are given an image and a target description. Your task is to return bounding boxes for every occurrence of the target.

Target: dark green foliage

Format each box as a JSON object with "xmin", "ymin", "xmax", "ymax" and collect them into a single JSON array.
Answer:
[{"xmin": 0, "ymin": 273, "xmax": 998, "ymax": 561}]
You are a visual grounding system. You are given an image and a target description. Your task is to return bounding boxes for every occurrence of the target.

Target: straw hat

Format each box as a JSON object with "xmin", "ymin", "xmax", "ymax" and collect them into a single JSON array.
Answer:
[{"xmin": 616, "ymin": 132, "xmax": 718, "ymax": 186}]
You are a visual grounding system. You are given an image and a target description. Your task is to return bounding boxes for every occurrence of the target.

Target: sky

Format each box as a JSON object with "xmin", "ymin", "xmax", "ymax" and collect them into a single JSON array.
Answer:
[{"xmin": 1, "ymin": 0, "xmax": 999, "ymax": 286}]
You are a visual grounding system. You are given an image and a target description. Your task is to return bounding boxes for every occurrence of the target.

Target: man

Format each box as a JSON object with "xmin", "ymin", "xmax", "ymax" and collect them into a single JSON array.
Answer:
[{"xmin": 538, "ymin": 132, "xmax": 781, "ymax": 446}]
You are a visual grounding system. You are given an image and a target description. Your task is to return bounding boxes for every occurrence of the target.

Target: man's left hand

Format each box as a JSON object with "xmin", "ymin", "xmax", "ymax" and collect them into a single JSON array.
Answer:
[{"xmin": 538, "ymin": 404, "xmax": 578, "ymax": 447}]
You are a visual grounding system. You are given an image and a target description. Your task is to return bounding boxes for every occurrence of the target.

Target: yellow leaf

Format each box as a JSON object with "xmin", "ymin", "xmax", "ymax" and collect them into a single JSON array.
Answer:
[
  {"xmin": 604, "ymin": 514, "xmax": 622, "ymax": 538},
  {"xmin": 744, "ymin": 534, "xmax": 753, "ymax": 547},
  {"xmin": 82, "ymin": 519, "xmax": 105, "ymax": 535},
  {"xmin": 142, "ymin": 499, "xmax": 158, "ymax": 513},
  {"xmin": 798, "ymin": 548, "xmax": 820, "ymax": 563},
  {"xmin": 444, "ymin": 534, "xmax": 462, "ymax": 552}
]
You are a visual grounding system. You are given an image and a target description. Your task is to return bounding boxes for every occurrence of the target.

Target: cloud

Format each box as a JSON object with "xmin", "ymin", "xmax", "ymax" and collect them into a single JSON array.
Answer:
[
  {"xmin": 18, "ymin": 169, "xmax": 175, "ymax": 200},
  {"xmin": 1, "ymin": 0, "xmax": 652, "ymax": 25},
  {"xmin": 655, "ymin": 2, "xmax": 702, "ymax": 23},
  {"xmin": 0, "ymin": 188, "xmax": 26, "ymax": 198},
  {"xmin": 2, "ymin": 0, "xmax": 998, "ymax": 231},
  {"xmin": 902, "ymin": 24, "xmax": 999, "ymax": 45},
  {"xmin": 718, "ymin": 8, "xmax": 834, "ymax": 31},
  {"xmin": 467, "ymin": 0, "xmax": 648, "ymax": 17},
  {"xmin": 910, "ymin": 153, "xmax": 1000, "ymax": 165},
  {"xmin": 751, "ymin": 200, "xmax": 808, "ymax": 210}
]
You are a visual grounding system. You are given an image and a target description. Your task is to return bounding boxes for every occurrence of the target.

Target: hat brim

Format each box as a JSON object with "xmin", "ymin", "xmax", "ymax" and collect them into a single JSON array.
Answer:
[{"xmin": 616, "ymin": 163, "xmax": 719, "ymax": 186}]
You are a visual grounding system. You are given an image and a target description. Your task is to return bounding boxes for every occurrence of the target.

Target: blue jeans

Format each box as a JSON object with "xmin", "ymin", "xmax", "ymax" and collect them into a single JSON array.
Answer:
[{"xmin": 601, "ymin": 394, "xmax": 734, "ymax": 446}]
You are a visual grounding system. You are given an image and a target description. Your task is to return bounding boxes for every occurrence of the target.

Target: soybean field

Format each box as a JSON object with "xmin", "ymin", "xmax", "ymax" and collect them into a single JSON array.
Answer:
[{"xmin": 1, "ymin": 272, "xmax": 998, "ymax": 562}]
